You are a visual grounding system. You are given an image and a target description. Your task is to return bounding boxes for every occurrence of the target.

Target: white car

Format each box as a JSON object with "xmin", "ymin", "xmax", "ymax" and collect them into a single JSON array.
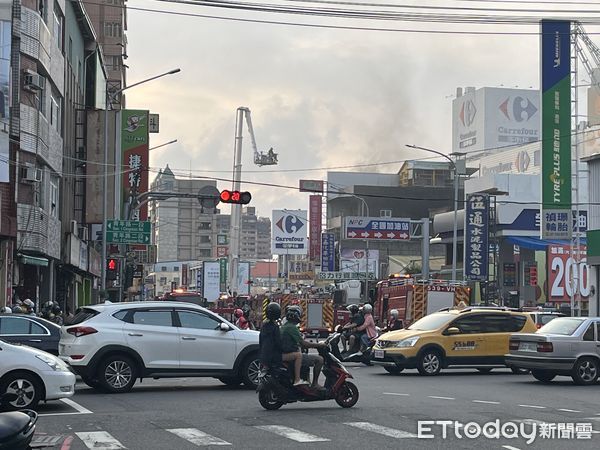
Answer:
[
  {"xmin": 0, "ymin": 339, "xmax": 76, "ymax": 410},
  {"xmin": 59, "ymin": 302, "xmax": 261, "ymax": 393}
]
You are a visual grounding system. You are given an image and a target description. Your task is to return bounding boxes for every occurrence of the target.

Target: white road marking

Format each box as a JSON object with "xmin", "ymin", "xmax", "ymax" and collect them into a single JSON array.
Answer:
[
  {"xmin": 383, "ymin": 392, "xmax": 410, "ymax": 396},
  {"xmin": 344, "ymin": 422, "xmax": 418, "ymax": 438},
  {"xmin": 502, "ymin": 446, "xmax": 522, "ymax": 450},
  {"xmin": 255, "ymin": 425, "xmax": 330, "ymax": 443},
  {"xmin": 518, "ymin": 404, "xmax": 546, "ymax": 409},
  {"xmin": 60, "ymin": 398, "xmax": 93, "ymax": 414},
  {"xmin": 167, "ymin": 428, "xmax": 231, "ymax": 446},
  {"xmin": 473, "ymin": 400, "xmax": 500, "ymax": 405},
  {"xmin": 428, "ymin": 396, "xmax": 455, "ymax": 400},
  {"xmin": 75, "ymin": 431, "xmax": 126, "ymax": 450},
  {"xmin": 557, "ymin": 408, "xmax": 581, "ymax": 413}
]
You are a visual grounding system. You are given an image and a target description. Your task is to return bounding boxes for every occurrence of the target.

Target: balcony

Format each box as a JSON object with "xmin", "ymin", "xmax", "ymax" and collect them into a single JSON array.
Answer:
[{"xmin": 17, "ymin": 204, "xmax": 61, "ymax": 259}]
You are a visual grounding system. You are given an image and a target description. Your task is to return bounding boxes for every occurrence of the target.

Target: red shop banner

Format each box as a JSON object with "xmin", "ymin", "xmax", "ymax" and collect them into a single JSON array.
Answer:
[{"xmin": 547, "ymin": 244, "xmax": 590, "ymax": 303}]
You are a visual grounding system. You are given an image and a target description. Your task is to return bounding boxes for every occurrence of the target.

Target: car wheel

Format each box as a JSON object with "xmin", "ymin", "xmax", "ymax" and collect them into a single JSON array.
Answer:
[
  {"xmin": 572, "ymin": 357, "xmax": 600, "ymax": 386},
  {"xmin": 417, "ymin": 350, "xmax": 442, "ymax": 376},
  {"xmin": 384, "ymin": 366, "xmax": 404, "ymax": 375},
  {"xmin": 510, "ymin": 367, "xmax": 529, "ymax": 375},
  {"xmin": 0, "ymin": 372, "xmax": 43, "ymax": 410},
  {"xmin": 477, "ymin": 368, "xmax": 493, "ymax": 374},
  {"xmin": 531, "ymin": 369, "xmax": 556, "ymax": 383},
  {"xmin": 98, "ymin": 354, "xmax": 138, "ymax": 393},
  {"xmin": 241, "ymin": 354, "xmax": 261, "ymax": 388},
  {"xmin": 218, "ymin": 376, "xmax": 242, "ymax": 387}
]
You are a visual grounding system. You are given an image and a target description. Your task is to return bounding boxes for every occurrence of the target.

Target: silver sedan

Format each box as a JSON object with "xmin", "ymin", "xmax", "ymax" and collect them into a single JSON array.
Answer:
[{"xmin": 505, "ymin": 317, "xmax": 600, "ymax": 385}]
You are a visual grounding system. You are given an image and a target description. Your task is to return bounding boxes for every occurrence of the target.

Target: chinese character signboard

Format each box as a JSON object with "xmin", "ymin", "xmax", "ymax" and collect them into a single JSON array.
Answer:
[
  {"xmin": 541, "ymin": 20, "xmax": 572, "ymax": 239},
  {"xmin": 464, "ymin": 194, "xmax": 489, "ymax": 281},
  {"xmin": 106, "ymin": 220, "xmax": 151, "ymax": 244},
  {"xmin": 219, "ymin": 258, "xmax": 227, "ymax": 292},
  {"xmin": 121, "ymin": 110, "xmax": 150, "ymax": 221},
  {"xmin": 272, "ymin": 210, "xmax": 308, "ymax": 255},
  {"xmin": 196, "ymin": 267, "xmax": 203, "ymax": 294},
  {"xmin": 547, "ymin": 244, "xmax": 591, "ymax": 303},
  {"xmin": 321, "ymin": 233, "xmax": 335, "ymax": 272},
  {"xmin": 203, "ymin": 261, "xmax": 220, "ymax": 302},
  {"xmin": 344, "ymin": 217, "xmax": 410, "ymax": 240},
  {"xmin": 309, "ymin": 195, "xmax": 322, "ymax": 261}
]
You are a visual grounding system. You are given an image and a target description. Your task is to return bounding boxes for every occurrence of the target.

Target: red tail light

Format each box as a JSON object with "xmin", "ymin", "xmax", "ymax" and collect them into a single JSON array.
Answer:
[
  {"xmin": 537, "ymin": 342, "xmax": 553, "ymax": 352},
  {"xmin": 67, "ymin": 326, "xmax": 98, "ymax": 337},
  {"xmin": 509, "ymin": 340, "xmax": 519, "ymax": 351},
  {"xmin": 536, "ymin": 324, "xmax": 542, "ymax": 329}
]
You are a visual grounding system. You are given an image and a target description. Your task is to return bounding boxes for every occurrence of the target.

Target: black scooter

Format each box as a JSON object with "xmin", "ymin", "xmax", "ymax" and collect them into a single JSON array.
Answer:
[
  {"xmin": 257, "ymin": 334, "xmax": 359, "ymax": 410},
  {"xmin": 0, "ymin": 394, "xmax": 37, "ymax": 450},
  {"xmin": 328, "ymin": 325, "xmax": 376, "ymax": 366}
]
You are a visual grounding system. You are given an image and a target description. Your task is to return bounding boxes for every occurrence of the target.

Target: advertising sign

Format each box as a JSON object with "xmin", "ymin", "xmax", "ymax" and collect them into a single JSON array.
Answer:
[
  {"xmin": 340, "ymin": 249, "xmax": 379, "ymax": 278},
  {"xmin": 0, "ymin": 19, "xmax": 10, "ymax": 183},
  {"xmin": 344, "ymin": 217, "xmax": 410, "ymax": 240},
  {"xmin": 541, "ymin": 20, "xmax": 572, "ymax": 239},
  {"xmin": 235, "ymin": 261, "xmax": 250, "ymax": 295},
  {"xmin": 202, "ymin": 261, "xmax": 220, "ymax": 302},
  {"xmin": 309, "ymin": 195, "xmax": 322, "ymax": 261},
  {"xmin": 547, "ymin": 244, "xmax": 590, "ymax": 303},
  {"xmin": 464, "ymin": 194, "xmax": 489, "ymax": 281},
  {"xmin": 272, "ymin": 210, "xmax": 308, "ymax": 255},
  {"xmin": 196, "ymin": 266, "xmax": 203, "ymax": 294},
  {"xmin": 317, "ymin": 271, "xmax": 376, "ymax": 281},
  {"xmin": 219, "ymin": 258, "xmax": 227, "ymax": 291},
  {"xmin": 321, "ymin": 233, "xmax": 335, "ymax": 272},
  {"xmin": 121, "ymin": 110, "xmax": 150, "ymax": 221},
  {"xmin": 216, "ymin": 246, "xmax": 228, "ymax": 258},
  {"xmin": 299, "ymin": 180, "xmax": 324, "ymax": 193},
  {"xmin": 181, "ymin": 263, "xmax": 188, "ymax": 288},
  {"xmin": 288, "ymin": 260, "xmax": 315, "ymax": 281}
]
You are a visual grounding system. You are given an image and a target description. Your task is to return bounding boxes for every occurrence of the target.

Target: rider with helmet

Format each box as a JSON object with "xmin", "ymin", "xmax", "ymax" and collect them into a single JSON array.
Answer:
[
  {"xmin": 259, "ymin": 302, "xmax": 283, "ymax": 370},
  {"xmin": 280, "ymin": 306, "xmax": 308, "ymax": 386},
  {"xmin": 0, "ymin": 306, "xmax": 11, "ymax": 314},
  {"xmin": 342, "ymin": 304, "xmax": 365, "ymax": 354},
  {"xmin": 383, "ymin": 309, "xmax": 404, "ymax": 332},
  {"xmin": 23, "ymin": 299, "xmax": 36, "ymax": 316},
  {"xmin": 51, "ymin": 303, "xmax": 64, "ymax": 325},
  {"xmin": 281, "ymin": 305, "xmax": 327, "ymax": 388},
  {"xmin": 234, "ymin": 308, "xmax": 249, "ymax": 330},
  {"xmin": 354, "ymin": 304, "xmax": 378, "ymax": 350}
]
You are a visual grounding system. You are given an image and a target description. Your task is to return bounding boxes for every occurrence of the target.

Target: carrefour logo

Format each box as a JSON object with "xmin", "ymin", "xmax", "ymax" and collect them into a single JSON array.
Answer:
[
  {"xmin": 276, "ymin": 215, "xmax": 305, "ymax": 234},
  {"xmin": 499, "ymin": 96, "xmax": 538, "ymax": 122},
  {"xmin": 459, "ymin": 100, "xmax": 477, "ymax": 127}
]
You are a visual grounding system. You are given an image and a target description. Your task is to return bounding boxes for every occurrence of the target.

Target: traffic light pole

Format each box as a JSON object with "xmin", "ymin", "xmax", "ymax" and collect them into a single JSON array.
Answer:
[{"xmin": 229, "ymin": 108, "xmax": 245, "ymax": 295}]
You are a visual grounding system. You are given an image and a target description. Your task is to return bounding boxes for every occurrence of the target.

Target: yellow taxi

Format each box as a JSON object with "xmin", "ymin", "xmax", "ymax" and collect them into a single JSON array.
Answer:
[{"xmin": 372, "ymin": 307, "xmax": 537, "ymax": 376}]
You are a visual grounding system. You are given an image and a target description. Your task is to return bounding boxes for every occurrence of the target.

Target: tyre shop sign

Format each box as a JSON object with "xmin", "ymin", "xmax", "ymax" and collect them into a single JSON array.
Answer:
[
  {"xmin": 464, "ymin": 194, "xmax": 489, "ymax": 281},
  {"xmin": 547, "ymin": 244, "xmax": 591, "ymax": 302}
]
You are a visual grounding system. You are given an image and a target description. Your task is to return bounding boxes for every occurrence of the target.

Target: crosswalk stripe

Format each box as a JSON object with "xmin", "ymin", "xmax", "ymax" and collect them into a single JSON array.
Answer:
[
  {"xmin": 167, "ymin": 428, "xmax": 232, "ymax": 446},
  {"xmin": 255, "ymin": 425, "xmax": 330, "ymax": 442},
  {"xmin": 344, "ymin": 422, "xmax": 418, "ymax": 438},
  {"xmin": 75, "ymin": 431, "xmax": 126, "ymax": 450}
]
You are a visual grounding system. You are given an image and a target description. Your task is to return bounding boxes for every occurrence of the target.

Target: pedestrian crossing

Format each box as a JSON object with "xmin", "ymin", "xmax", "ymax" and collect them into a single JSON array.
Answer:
[{"xmin": 71, "ymin": 421, "xmax": 418, "ymax": 448}]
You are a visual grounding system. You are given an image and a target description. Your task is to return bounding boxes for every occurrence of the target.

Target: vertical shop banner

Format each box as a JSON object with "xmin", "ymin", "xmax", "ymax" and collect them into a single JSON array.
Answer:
[
  {"xmin": 540, "ymin": 20, "xmax": 572, "ymax": 239},
  {"xmin": 121, "ymin": 110, "xmax": 150, "ymax": 221},
  {"xmin": 0, "ymin": 19, "xmax": 11, "ymax": 183},
  {"xmin": 547, "ymin": 244, "xmax": 591, "ymax": 303},
  {"xmin": 181, "ymin": 263, "xmax": 188, "ymax": 288},
  {"xmin": 195, "ymin": 265, "xmax": 203, "ymax": 294},
  {"xmin": 203, "ymin": 261, "xmax": 220, "ymax": 302},
  {"xmin": 236, "ymin": 261, "xmax": 251, "ymax": 296},
  {"xmin": 309, "ymin": 195, "xmax": 322, "ymax": 261},
  {"xmin": 464, "ymin": 194, "xmax": 489, "ymax": 281},
  {"xmin": 321, "ymin": 233, "xmax": 335, "ymax": 272},
  {"xmin": 219, "ymin": 258, "xmax": 228, "ymax": 292}
]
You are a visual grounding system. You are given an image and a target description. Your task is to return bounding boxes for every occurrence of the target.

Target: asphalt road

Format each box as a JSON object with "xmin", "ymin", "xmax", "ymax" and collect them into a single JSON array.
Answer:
[{"xmin": 34, "ymin": 365, "xmax": 600, "ymax": 450}]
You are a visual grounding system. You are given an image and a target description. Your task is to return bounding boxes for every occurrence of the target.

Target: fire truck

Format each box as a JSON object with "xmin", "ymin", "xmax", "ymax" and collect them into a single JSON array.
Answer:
[{"xmin": 374, "ymin": 277, "xmax": 471, "ymax": 327}]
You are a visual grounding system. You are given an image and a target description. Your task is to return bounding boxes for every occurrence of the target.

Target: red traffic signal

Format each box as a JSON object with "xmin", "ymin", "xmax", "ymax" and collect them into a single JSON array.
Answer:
[
  {"xmin": 219, "ymin": 190, "xmax": 252, "ymax": 205},
  {"xmin": 107, "ymin": 259, "xmax": 117, "ymax": 271},
  {"xmin": 106, "ymin": 258, "xmax": 119, "ymax": 280}
]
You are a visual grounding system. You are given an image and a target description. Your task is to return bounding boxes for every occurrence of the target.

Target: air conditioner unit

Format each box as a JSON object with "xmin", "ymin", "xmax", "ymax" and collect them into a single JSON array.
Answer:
[
  {"xmin": 23, "ymin": 70, "xmax": 46, "ymax": 92},
  {"xmin": 79, "ymin": 226, "xmax": 89, "ymax": 241},
  {"xmin": 21, "ymin": 166, "xmax": 42, "ymax": 183},
  {"xmin": 70, "ymin": 220, "xmax": 78, "ymax": 236}
]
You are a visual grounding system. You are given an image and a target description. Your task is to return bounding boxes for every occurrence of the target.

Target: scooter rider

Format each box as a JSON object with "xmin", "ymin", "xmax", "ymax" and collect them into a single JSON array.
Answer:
[
  {"xmin": 355, "ymin": 304, "xmax": 377, "ymax": 351},
  {"xmin": 344, "ymin": 304, "xmax": 365, "ymax": 354},
  {"xmin": 383, "ymin": 309, "xmax": 404, "ymax": 332},
  {"xmin": 259, "ymin": 302, "xmax": 283, "ymax": 370},
  {"xmin": 234, "ymin": 308, "xmax": 250, "ymax": 330}
]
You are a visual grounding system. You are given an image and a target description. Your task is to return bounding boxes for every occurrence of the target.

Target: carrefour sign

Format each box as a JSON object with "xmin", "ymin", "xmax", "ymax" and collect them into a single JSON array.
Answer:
[{"xmin": 272, "ymin": 210, "xmax": 308, "ymax": 255}]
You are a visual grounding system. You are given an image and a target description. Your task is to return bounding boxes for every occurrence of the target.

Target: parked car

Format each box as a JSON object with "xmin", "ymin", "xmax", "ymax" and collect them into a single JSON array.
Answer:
[
  {"xmin": 0, "ymin": 338, "xmax": 75, "ymax": 410},
  {"xmin": 505, "ymin": 317, "xmax": 600, "ymax": 385},
  {"xmin": 0, "ymin": 314, "xmax": 61, "ymax": 355},
  {"xmin": 59, "ymin": 301, "xmax": 261, "ymax": 393},
  {"xmin": 372, "ymin": 307, "xmax": 537, "ymax": 375},
  {"xmin": 524, "ymin": 310, "xmax": 565, "ymax": 329}
]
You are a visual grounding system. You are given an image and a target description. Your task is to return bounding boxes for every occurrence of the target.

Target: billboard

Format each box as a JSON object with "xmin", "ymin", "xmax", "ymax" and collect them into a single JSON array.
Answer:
[
  {"xmin": 547, "ymin": 244, "xmax": 590, "ymax": 303},
  {"xmin": 321, "ymin": 233, "xmax": 335, "ymax": 272},
  {"xmin": 540, "ymin": 20, "xmax": 572, "ymax": 239},
  {"xmin": 452, "ymin": 87, "xmax": 540, "ymax": 154},
  {"xmin": 0, "ymin": 19, "xmax": 10, "ymax": 183},
  {"xmin": 235, "ymin": 261, "xmax": 250, "ymax": 295},
  {"xmin": 344, "ymin": 217, "xmax": 410, "ymax": 240},
  {"xmin": 202, "ymin": 261, "xmax": 220, "ymax": 302},
  {"xmin": 340, "ymin": 249, "xmax": 379, "ymax": 278},
  {"xmin": 272, "ymin": 210, "xmax": 308, "ymax": 255},
  {"xmin": 121, "ymin": 110, "xmax": 150, "ymax": 221},
  {"xmin": 464, "ymin": 194, "xmax": 489, "ymax": 281},
  {"xmin": 309, "ymin": 195, "xmax": 322, "ymax": 261},
  {"xmin": 299, "ymin": 180, "xmax": 324, "ymax": 193}
]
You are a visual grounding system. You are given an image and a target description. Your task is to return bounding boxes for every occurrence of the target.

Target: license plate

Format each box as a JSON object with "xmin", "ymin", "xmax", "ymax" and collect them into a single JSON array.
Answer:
[
  {"xmin": 519, "ymin": 342, "xmax": 537, "ymax": 352},
  {"xmin": 374, "ymin": 349, "xmax": 384, "ymax": 359}
]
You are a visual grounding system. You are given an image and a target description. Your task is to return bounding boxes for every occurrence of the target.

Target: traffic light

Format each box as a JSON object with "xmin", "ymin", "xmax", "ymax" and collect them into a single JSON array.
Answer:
[
  {"xmin": 219, "ymin": 190, "xmax": 252, "ymax": 205},
  {"xmin": 106, "ymin": 258, "xmax": 118, "ymax": 280}
]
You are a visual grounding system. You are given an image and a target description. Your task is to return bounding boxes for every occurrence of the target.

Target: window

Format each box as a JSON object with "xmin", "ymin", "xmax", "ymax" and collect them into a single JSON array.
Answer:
[
  {"xmin": 177, "ymin": 311, "xmax": 221, "ymax": 330},
  {"xmin": 596, "ymin": 322, "xmax": 600, "ymax": 341},
  {"xmin": 450, "ymin": 315, "xmax": 484, "ymax": 334},
  {"xmin": 380, "ymin": 209, "xmax": 392, "ymax": 218},
  {"xmin": 50, "ymin": 93, "xmax": 61, "ymax": 134},
  {"xmin": 131, "ymin": 310, "xmax": 173, "ymax": 327},
  {"xmin": 199, "ymin": 235, "xmax": 211, "ymax": 244},
  {"xmin": 104, "ymin": 22, "xmax": 122, "ymax": 38},
  {"xmin": 0, "ymin": 317, "xmax": 47, "ymax": 335},
  {"xmin": 65, "ymin": 308, "xmax": 99, "ymax": 326},
  {"xmin": 113, "ymin": 310, "xmax": 128, "ymax": 321},
  {"xmin": 53, "ymin": 7, "xmax": 63, "ymax": 52},
  {"xmin": 68, "ymin": 37, "xmax": 72, "ymax": 63},
  {"xmin": 38, "ymin": 0, "xmax": 48, "ymax": 21},
  {"xmin": 482, "ymin": 314, "xmax": 526, "ymax": 333},
  {"xmin": 30, "ymin": 322, "xmax": 46, "ymax": 334},
  {"xmin": 161, "ymin": 266, "xmax": 167, "ymax": 272},
  {"xmin": 49, "ymin": 179, "xmax": 58, "ymax": 218},
  {"xmin": 198, "ymin": 222, "xmax": 211, "ymax": 230},
  {"xmin": 198, "ymin": 249, "xmax": 212, "ymax": 257},
  {"xmin": 583, "ymin": 324, "xmax": 595, "ymax": 342},
  {"xmin": 110, "ymin": 55, "xmax": 121, "ymax": 71},
  {"xmin": 174, "ymin": 266, "xmax": 180, "ymax": 271}
]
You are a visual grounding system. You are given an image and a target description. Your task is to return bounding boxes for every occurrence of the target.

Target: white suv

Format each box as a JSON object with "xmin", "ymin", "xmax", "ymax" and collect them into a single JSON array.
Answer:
[{"xmin": 59, "ymin": 302, "xmax": 261, "ymax": 393}]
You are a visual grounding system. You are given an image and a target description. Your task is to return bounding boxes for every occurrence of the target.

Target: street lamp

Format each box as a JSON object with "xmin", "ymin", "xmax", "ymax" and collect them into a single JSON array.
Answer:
[
  {"xmin": 149, "ymin": 139, "xmax": 178, "ymax": 151},
  {"xmin": 101, "ymin": 68, "xmax": 181, "ymax": 292},
  {"xmin": 406, "ymin": 145, "xmax": 463, "ymax": 282}
]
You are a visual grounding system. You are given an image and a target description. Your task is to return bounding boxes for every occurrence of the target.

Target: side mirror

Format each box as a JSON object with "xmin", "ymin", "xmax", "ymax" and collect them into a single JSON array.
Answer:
[
  {"xmin": 220, "ymin": 322, "xmax": 231, "ymax": 332},
  {"xmin": 446, "ymin": 327, "xmax": 460, "ymax": 335}
]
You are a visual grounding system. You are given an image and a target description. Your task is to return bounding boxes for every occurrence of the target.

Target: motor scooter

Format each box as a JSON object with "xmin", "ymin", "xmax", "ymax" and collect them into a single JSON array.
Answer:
[
  {"xmin": 256, "ymin": 333, "xmax": 359, "ymax": 410},
  {"xmin": 0, "ymin": 393, "xmax": 37, "ymax": 450},
  {"xmin": 328, "ymin": 325, "xmax": 376, "ymax": 366}
]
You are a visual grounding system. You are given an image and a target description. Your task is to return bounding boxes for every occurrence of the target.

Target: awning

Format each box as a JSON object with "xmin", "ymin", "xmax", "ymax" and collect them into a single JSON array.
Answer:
[
  {"xmin": 19, "ymin": 255, "xmax": 49, "ymax": 267},
  {"xmin": 505, "ymin": 236, "xmax": 587, "ymax": 251}
]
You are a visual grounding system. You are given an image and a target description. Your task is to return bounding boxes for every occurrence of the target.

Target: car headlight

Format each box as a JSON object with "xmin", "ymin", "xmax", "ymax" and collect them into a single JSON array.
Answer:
[
  {"xmin": 395, "ymin": 336, "xmax": 420, "ymax": 348},
  {"xmin": 36, "ymin": 354, "xmax": 70, "ymax": 372}
]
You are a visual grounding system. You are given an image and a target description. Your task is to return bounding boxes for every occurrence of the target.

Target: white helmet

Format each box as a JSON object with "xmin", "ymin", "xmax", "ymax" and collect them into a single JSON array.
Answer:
[
  {"xmin": 363, "ymin": 304, "xmax": 373, "ymax": 314},
  {"xmin": 390, "ymin": 309, "xmax": 399, "ymax": 319},
  {"xmin": 0, "ymin": 306, "xmax": 11, "ymax": 314},
  {"xmin": 23, "ymin": 299, "xmax": 35, "ymax": 308}
]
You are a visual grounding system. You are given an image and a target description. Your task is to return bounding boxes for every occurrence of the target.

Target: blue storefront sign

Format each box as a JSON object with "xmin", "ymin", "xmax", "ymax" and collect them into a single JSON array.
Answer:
[
  {"xmin": 464, "ymin": 194, "xmax": 490, "ymax": 281},
  {"xmin": 321, "ymin": 233, "xmax": 335, "ymax": 272}
]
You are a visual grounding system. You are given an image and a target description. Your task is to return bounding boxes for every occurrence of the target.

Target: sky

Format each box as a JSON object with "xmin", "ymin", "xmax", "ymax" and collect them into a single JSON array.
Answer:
[{"xmin": 124, "ymin": 0, "xmax": 600, "ymax": 219}]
